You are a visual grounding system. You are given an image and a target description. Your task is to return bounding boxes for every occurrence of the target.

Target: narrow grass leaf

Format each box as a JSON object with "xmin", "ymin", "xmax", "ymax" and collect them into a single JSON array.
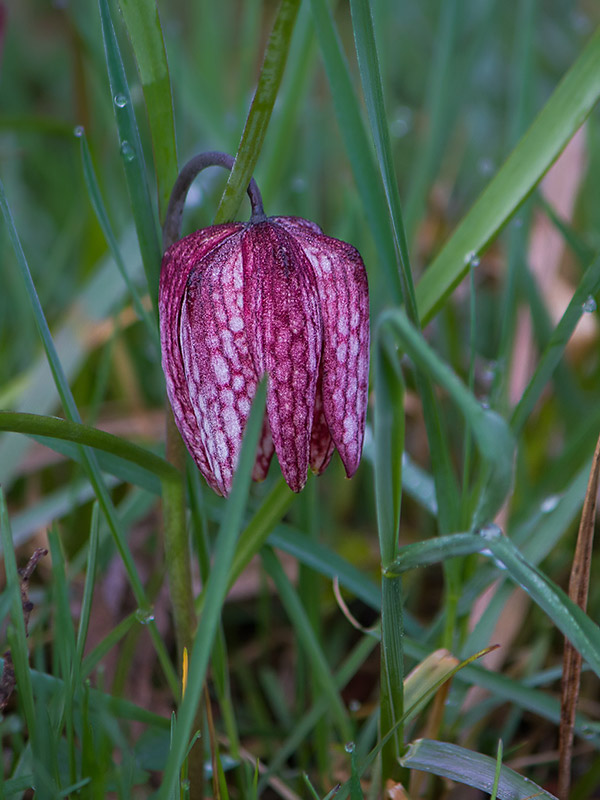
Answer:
[
  {"xmin": 81, "ymin": 612, "xmax": 138, "ymax": 678},
  {"xmin": 261, "ymin": 546, "xmax": 351, "ymax": 741},
  {"xmin": 309, "ymin": 0, "xmax": 402, "ymax": 305},
  {"xmin": 215, "ymin": 0, "xmax": 301, "ymax": 223},
  {"xmin": 379, "ymin": 576, "xmax": 405, "ymax": 779},
  {"xmin": 0, "ymin": 411, "xmax": 179, "ymax": 485},
  {"xmin": 373, "ymin": 330, "xmax": 405, "ymax": 565},
  {"xmin": 403, "ymin": 0, "xmax": 459, "ymax": 243},
  {"xmin": 0, "ymin": 490, "xmax": 36, "ymax": 736},
  {"xmin": 117, "ymin": 0, "xmax": 178, "ymax": 219},
  {"xmin": 511, "ymin": 250, "xmax": 600, "ymax": 434},
  {"xmin": 385, "ymin": 532, "xmax": 488, "ymax": 575},
  {"xmin": 399, "ymin": 739, "xmax": 558, "ymax": 799},
  {"xmin": 257, "ymin": 637, "xmax": 377, "ymax": 794},
  {"xmin": 416, "ymin": 26, "xmax": 600, "ymax": 323},
  {"xmin": 491, "ymin": 740, "xmax": 504, "ymax": 800},
  {"xmin": 381, "ymin": 308, "xmax": 516, "ymax": 528},
  {"xmin": 0, "ymin": 181, "xmax": 178, "ymax": 695},
  {"xmin": 227, "ymin": 478, "xmax": 296, "ymax": 590},
  {"xmin": 157, "ymin": 380, "xmax": 267, "ymax": 799},
  {"xmin": 269, "ymin": 526, "xmax": 381, "ymax": 611},
  {"xmin": 349, "ymin": 0, "xmax": 417, "ymax": 319},
  {"xmin": 98, "ymin": 0, "xmax": 162, "ymax": 309},
  {"xmin": 76, "ymin": 503, "xmax": 100, "ymax": 663},
  {"xmin": 78, "ymin": 130, "xmax": 157, "ymax": 340}
]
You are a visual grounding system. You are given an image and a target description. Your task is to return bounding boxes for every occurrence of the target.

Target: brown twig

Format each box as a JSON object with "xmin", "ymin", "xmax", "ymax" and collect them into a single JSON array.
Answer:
[
  {"xmin": 0, "ymin": 548, "xmax": 47, "ymax": 712},
  {"xmin": 557, "ymin": 433, "xmax": 600, "ymax": 799}
]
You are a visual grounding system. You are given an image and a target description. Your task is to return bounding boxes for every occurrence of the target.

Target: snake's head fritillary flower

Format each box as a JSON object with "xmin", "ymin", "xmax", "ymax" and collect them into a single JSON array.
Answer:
[{"xmin": 159, "ymin": 156, "xmax": 369, "ymax": 496}]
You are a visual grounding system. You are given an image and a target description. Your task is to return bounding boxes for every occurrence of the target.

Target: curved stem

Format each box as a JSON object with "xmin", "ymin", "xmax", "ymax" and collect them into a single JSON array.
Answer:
[{"xmin": 162, "ymin": 151, "xmax": 265, "ymax": 250}]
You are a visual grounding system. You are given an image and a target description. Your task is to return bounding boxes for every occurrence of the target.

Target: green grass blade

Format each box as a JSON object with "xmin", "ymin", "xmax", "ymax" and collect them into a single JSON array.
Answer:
[
  {"xmin": 389, "ymin": 530, "xmax": 600, "ymax": 680},
  {"xmin": 269, "ymin": 526, "xmax": 381, "ymax": 611},
  {"xmin": 399, "ymin": 739, "xmax": 558, "ymax": 799},
  {"xmin": 349, "ymin": 0, "xmax": 417, "ymax": 319},
  {"xmin": 261, "ymin": 546, "xmax": 351, "ymax": 741},
  {"xmin": 379, "ymin": 576, "xmax": 405, "ymax": 780},
  {"xmin": 385, "ymin": 532, "xmax": 488, "ymax": 575},
  {"xmin": 309, "ymin": 0, "xmax": 402, "ymax": 306},
  {"xmin": 511, "ymin": 250, "xmax": 600, "ymax": 434},
  {"xmin": 381, "ymin": 308, "xmax": 516, "ymax": 529},
  {"xmin": 215, "ymin": 0, "xmax": 301, "ymax": 223},
  {"xmin": 78, "ymin": 130, "xmax": 157, "ymax": 340},
  {"xmin": 0, "ymin": 490, "xmax": 37, "ymax": 738},
  {"xmin": 157, "ymin": 380, "xmax": 267, "ymax": 799},
  {"xmin": 76, "ymin": 503, "xmax": 100, "ymax": 663},
  {"xmin": 0, "ymin": 411, "xmax": 178, "ymax": 484},
  {"xmin": 118, "ymin": 0, "xmax": 178, "ymax": 219},
  {"xmin": 81, "ymin": 612, "xmax": 138, "ymax": 679},
  {"xmin": 373, "ymin": 331, "xmax": 405, "ymax": 565},
  {"xmin": 0, "ymin": 185, "xmax": 177, "ymax": 696},
  {"xmin": 403, "ymin": 0, "xmax": 460, "ymax": 243},
  {"xmin": 257, "ymin": 636, "xmax": 378, "ymax": 793},
  {"xmin": 98, "ymin": 0, "xmax": 162, "ymax": 309},
  {"xmin": 227, "ymin": 478, "xmax": 296, "ymax": 590},
  {"xmin": 416, "ymin": 25, "xmax": 600, "ymax": 322}
]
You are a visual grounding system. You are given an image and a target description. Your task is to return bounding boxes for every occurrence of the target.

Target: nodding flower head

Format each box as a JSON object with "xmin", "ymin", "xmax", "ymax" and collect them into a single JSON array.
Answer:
[{"xmin": 159, "ymin": 153, "xmax": 370, "ymax": 496}]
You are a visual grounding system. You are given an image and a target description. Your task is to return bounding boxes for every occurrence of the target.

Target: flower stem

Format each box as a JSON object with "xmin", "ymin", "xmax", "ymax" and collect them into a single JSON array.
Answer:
[
  {"xmin": 162, "ymin": 151, "xmax": 265, "ymax": 249},
  {"xmin": 214, "ymin": 0, "xmax": 301, "ymax": 224}
]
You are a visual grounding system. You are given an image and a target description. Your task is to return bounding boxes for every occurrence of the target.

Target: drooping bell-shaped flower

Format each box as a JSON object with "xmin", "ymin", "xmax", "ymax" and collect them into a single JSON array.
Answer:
[{"xmin": 159, "ymin": 153, "xmax": 370, "ymax": 496}]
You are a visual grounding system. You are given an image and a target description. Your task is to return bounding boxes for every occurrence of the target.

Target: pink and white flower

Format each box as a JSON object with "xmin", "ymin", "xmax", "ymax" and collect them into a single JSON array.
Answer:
[{"xmin": 159, "ymin": 215, "xmax": 369, "ymax": 496}]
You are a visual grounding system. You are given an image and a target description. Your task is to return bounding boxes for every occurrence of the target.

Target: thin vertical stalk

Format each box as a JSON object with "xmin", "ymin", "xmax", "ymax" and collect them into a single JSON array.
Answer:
[{"xmin": 215, "ymin": 0, "xmax": 301, "ymax": 223}]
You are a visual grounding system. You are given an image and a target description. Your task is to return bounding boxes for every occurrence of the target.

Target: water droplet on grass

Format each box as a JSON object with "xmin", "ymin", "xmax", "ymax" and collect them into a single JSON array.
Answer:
[
  {"xmin": 73, "ymin": 125, "xmax": 84, "ymax": 138},
  {"xmin": 582, "ymin": 295, "xmax": 597, "ymax": 313},
  {"xmin": 120, "ymin": 141, "xmax": 135, "ymax": 162},
  {"xmin": 480, "ymin": 523, "xmax": 502, "ymax": 540},
  {"xmin": 114, "ymin": 93, "xmax": 127, "ymax": 108},
  {"xmin": 464, "ymin": 250, "xmax": 480, "ymax": 268},
  {"xmin": 344, "ymin": 741, "xmax": 355, "ymax": 754},
  {"xmin": 135, "ymin": 607, "xmax": 155, "ymax": 624},
  {"xmin": 541, "ymin": 495, "xmax": 560, "ymax": 513}
]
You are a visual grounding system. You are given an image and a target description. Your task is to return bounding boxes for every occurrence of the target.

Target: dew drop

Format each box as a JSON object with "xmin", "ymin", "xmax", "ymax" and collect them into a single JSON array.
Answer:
[
  {"xmin": 480, "ymin": 523, "xmax": 502, "ymax": 541},
  {"xmin": 73, "ymin": 125, "xmax": 85, "ymax": 138},
  {"xmin": 120, "ymin": 140, "xmax": 135, "ymax": 162},
  {"xmin": 135, "ymin": 607, "xmax": 155, "ymax": 624},
  {"xmin": 180, "ymin": 778, "xmax": 191, "ymax": 790},
  {"xmin": 344, "ymin": 741, "xmax": 355, "ymax": 754},
  {"xmin": 390, "ymin": 106, "xmax": 413, "ymax": 138},
  {"xmin": 114, "ymin": 93, "xmax": 127, "ymax": 108},
  {"xmin": 349, "ymin": 699, "xmax": 361, "ymax": 713},
  {"xmin": 582, "ymin": 295, "xmax": 597, "ymax": 313},
  {"xmin": 478, "ymin": 157, "xmax": 495, "ymax": 176},
  {"xmin": 541, "ymin": 495, "xmax": 561, "ymax": 513},
  {"xmin": 581, "ymin": 724, "xmax": 598, "ymax": 740},
  {"xmin": 291, "ymin": 175, "xmax": 307, "ymax": 193},
  {"xmin": 464, "ymin": 250, "xmax": 480, "ymax": 268}
]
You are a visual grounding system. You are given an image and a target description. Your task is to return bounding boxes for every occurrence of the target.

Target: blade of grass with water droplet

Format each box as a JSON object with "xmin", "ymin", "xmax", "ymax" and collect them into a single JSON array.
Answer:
[
  {"xmin": 78, "ymin": 130, "xmax": 157, "ymax": 341},
  {"xmin": 416, "ymin": 25, "xmax": 600, "ymax": 323},
  {"xmin": 511, "ymin": 250, "xmax": 600, "ymax": 435},
  {"xmin": 117, "ymin": 0, "xmax": 178, "ymax": 220},
  {"xmin": 98, "ymin": 0, "xmax": 161, "ymax": 309},
  {"xmin": 400, "ymin": 739, "xmax": 558, "ymax": 800},
  {"xmin": 0, "ymin": 185, "xmax": 178, "ymax": 696}
]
